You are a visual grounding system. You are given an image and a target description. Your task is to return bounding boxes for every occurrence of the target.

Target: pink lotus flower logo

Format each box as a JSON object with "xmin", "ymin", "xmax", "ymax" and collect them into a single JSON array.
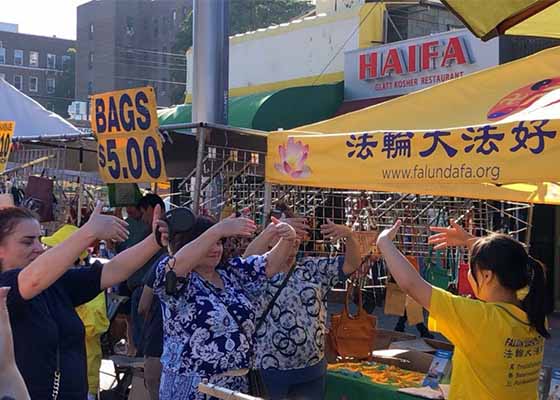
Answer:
[{"xmin": 274, "ymin": 137, "xmax": 312, "ymax": 178}]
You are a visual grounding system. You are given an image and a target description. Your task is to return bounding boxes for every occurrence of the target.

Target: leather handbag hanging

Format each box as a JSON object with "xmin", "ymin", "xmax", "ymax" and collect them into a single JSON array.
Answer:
[
  {"xmin": 384, "ymin": 280, "xmax": 406, "ymax": 316},
  {"xmin": 383, "ymin": 207, "xmax": 414, "ymax": 317},
  {"xmin": 328, "ymin": 280, "xmax": 377, "ymax": 360},
  {"xmin": 23, "ymin": 174, "xmax": 54, "ymax": 222}
]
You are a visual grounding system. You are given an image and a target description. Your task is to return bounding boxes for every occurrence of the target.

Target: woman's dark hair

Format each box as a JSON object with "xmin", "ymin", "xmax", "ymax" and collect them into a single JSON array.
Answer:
[
  {"xmin": 0, "ymin": 207, "xmax": 38, "ymax": 245},
  {"xmin": 168, "ymin": 216, "xmax": 216, "ymax": 255},
  {"xmin": 138, "ymin": 193, "xmax": 165, "ymax": 211},
  {"xmin": 470, "ymin": 233, "xmax": 549, "ymax": 338}
]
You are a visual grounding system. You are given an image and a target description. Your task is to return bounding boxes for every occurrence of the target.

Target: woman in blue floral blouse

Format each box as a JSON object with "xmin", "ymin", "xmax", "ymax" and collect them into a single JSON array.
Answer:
[
  {"xmin": 153, "ymin": 214, "xmax": 296, "ymax": 400},
  {"xmin": 244, "ymin": 215, "xmax": 362, "ymax": 400}
]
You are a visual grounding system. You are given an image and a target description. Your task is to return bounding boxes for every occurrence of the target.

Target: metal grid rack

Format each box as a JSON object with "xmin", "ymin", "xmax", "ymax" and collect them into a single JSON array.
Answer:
[
  {"xmin": 2, "ymin": 146, "xmax": 107, "ymax": 232},
  {"xmin": 171, "ymin": 143, "xmax": 533, "ymax": 258},
  {"xmin": 170, "ymin": 141, "xmax": 534, "ymax": 306}
]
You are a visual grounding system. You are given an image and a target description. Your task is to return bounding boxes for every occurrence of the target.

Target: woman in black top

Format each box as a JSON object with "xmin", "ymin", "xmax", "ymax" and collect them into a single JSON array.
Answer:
[{"xmin": 0, "ymin": 203, "xmax": 168, "ymax": 399}]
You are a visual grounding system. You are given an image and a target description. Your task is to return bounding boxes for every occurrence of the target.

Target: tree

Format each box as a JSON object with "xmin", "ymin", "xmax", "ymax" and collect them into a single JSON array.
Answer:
[{"xmin": 170, "ymin": 0, "xmax": 314, "ymax": 104}]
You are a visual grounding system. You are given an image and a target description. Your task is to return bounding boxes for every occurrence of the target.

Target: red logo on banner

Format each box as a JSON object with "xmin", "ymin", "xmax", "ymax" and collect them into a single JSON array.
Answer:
[{"xmin": 487, "ymin": 77, "xmax": 560, "ymax": 121}]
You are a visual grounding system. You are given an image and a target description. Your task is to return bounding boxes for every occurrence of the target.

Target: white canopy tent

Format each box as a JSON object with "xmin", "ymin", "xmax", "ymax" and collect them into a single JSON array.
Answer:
[{"xmin": 0, "ymin": 78, "xmax": 81, "ymax": 137}]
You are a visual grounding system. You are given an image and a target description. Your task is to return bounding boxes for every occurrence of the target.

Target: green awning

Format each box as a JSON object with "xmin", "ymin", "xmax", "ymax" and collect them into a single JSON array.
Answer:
[{"xmin": 157, "ymin": 81, "xmax": 344, "ymax": 132}]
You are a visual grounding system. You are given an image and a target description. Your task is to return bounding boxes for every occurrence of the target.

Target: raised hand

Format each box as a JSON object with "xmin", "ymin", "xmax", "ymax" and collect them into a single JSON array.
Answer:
[
  {"xmin": 281, "ymin": 217, "xmax": 310, "ymax": 239},
  {"xmin": 320, "ymin": 219, "xmax": 352, "ymax": 241},
  {"xmin": 271, "ymin": 216, "xmax": 297, "ymax": 241},
  {"xmin": 83, "ymin": 202, "xmax": 129, "ymax": 242},
  {"xmin": 376, "ymin": 220, "xmax": 402, "ymax": 249},
  {"xmin": 428, "ymin": 220, "xmax": 473, "ymax": 250},
  {"xmin": 216, "ymin": 215, "xmax": 257, "ymax": 238},
  {"xmin": 153, "ymin": 204, "xmax": 169, "ymax": 248}
]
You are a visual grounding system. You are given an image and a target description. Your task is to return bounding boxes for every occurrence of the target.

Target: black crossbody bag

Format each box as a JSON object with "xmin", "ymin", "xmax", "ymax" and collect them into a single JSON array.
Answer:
[{"xmin": 201, "ymin": 266, "xmax": 296, "ymax": 398}]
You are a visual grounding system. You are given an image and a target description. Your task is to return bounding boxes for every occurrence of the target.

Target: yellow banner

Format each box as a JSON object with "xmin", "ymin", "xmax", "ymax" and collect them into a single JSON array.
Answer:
[
  {"xmin": 91, "ymin": 87, "xmax": 167, "ymax": 183},
  {"xmin": 266, "ymin": 118, "xmax": 560, "ymax": 185},
  {"xmin": 0, "ymin": 121, "xmax": 14, "ymax": 173}
]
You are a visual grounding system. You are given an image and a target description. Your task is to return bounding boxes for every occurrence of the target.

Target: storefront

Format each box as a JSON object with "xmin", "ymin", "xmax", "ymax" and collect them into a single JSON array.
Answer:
[{"xmin": 342, "ymin": 29, "xmax": 500, "ymax": 112}]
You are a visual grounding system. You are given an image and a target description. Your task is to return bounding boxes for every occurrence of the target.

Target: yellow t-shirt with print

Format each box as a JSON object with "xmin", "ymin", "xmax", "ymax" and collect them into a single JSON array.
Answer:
[{"xmin": 428, "ymin": 287, "xmax": 544, "ymax": 400}]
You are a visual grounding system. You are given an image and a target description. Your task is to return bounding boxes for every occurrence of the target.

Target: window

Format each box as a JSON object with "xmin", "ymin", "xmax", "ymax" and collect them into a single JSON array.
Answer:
[
  {"xmin": 14, "ymin": 50, "xmax": 23, "ymax": 66},
  {"xmin": 172, "ymin": 10, "xmax": 177, "ymax": 22},
  {"xmin": 89, "ymin": 23, "xmax": 94, "ymax": 40},
  {"xmin": 29, "ymin": 76, "xmax": 38, "ymax": 92},
  {"xmin": 29, "ymin": 51, "xmax": 39, "ymax": 67},
  {"xmin": 153, "ymin": 17, "xmax": 159, "ymax": 38},
  {"xmin": 46, "ymin": 78, "xmax": 55, "ymax": 94},
  {"xmin": 0, "ymin": 48, "xmax": 5, "ymax": 64},
  {"xmin": 62, "ymin": 55, "xmax": 71, "ymax": 71},
  {"xmin": 126, "ymin": 16, "xmax": 135, "ymax": 36},
  {"xmin": 47, "ymin": 53, "xmax": 56, "ymax": 69},
  {"xmin": 88, "ymin": 51, "xmax": 94, "ymax": 69},
  {"xmin": 14, "ymin": 75, "xmax": 22, "ymax": 90}
]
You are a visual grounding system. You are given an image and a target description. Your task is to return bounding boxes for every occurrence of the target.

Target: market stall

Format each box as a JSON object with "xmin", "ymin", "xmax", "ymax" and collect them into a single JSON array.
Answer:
[
  {"xmin": 0, "ymin": 78, "xmax": 103, "ymax": 230},
  {"xmin": 261, "ymin": 45, "xmax": 560, "ymax": 399}
]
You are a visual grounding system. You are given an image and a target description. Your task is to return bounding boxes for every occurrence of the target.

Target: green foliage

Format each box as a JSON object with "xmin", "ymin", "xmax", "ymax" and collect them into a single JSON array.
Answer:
[{"xmin": 169, "ymin": 0, "xmax": 314, "ymax": 104}]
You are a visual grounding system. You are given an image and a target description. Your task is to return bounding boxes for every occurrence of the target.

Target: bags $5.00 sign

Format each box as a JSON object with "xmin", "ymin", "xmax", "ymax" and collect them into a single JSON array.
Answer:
[{"xmin": 91, "ymin": 87, "xmax": 168, "ymax": 183}]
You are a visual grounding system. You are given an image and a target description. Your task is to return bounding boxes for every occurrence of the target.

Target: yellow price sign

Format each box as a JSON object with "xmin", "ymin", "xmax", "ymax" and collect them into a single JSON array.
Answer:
[
  {"xmin": 0, "ymin": 121, "xmax": 14, "ymax": 173},
  {"xmin": 97, "ymin": 131, "xmax": 167, "ymax": 183},
  {"xmin": 91, "ymin": 87, "xmax": 167, "ymax": 183}
]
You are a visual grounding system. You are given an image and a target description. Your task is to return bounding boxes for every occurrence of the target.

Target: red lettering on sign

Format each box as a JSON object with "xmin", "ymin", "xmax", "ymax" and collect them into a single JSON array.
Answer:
[
  {"xmin": 421, "ymin": 40, "xmax": 439, "ymax": 71},
  {"xmin": 359, "ymin": 52, "xmax": 378, "ymax": 80},
  {"xmin": 441, "ymin": 37, "xmax": 468, "ymax": 67},
  {"xmin": 408, "ymin": 44, "xmax": 418, "ymax": 73},
  {"xmin": 381, "ymin": 48, "xmax": 404, "ymax": 76}
]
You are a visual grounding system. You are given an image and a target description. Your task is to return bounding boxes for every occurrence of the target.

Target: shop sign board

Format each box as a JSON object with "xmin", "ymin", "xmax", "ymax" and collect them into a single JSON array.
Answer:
[
  {"xmin": 91, "ymin": 87, "xmax": 168, "ymax": 183},
  {"xmin": 344, "ymin": 29, "xmax": 500, "ymax": 100},
  {"xmin": 0, "ymin": 121, "xmax": 14, "ymax": 173}
]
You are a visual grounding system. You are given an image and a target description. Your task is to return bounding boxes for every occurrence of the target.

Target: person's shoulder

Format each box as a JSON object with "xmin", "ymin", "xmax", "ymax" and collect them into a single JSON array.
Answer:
[{"xmin": 0, "ymin": 268, "xmax": 23, "ymax": 284}]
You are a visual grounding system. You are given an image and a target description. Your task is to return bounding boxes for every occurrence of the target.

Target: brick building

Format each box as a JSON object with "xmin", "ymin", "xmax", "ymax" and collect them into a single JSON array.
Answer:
[
  {"xmin": 0, "ymin": 23, "xmax": 75, "ymax": 116},
  {"xmin": 76, "ymin": 0, "xmax": 191, "ymax": 107}
]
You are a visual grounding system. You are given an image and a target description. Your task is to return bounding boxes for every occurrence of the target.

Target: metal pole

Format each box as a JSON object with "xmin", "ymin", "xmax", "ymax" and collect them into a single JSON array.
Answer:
[
  {"xmin": 77, "ymin": 146, "xmax": 84, "ymax": 226},
  {"xmin": 192, "ymin": 127, "xmax": 206, "ymax": 214},
  {"xmin": 525, "ymin": 205, "xmax": 534, "ymax": 248},
  {"xmin": 192, "ymin": 0, "xmax": 228, "ymax": 125},
  {"xmin": 263, "ymin": 182, "xmax": 272, "ymax": 228}
]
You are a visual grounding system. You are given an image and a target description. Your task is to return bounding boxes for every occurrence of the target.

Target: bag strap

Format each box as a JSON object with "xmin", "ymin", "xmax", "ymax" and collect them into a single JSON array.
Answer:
[
  {"xmin": 344, "ymin": 279, "xmax": 365, "ymax": 318},
  {"xmin": 255, "ymin": 265, "xmax": 296, "ymax": 332},
  {"xmin": 45, "ymin": 301, "xmax": 61, "ymax": 399}
]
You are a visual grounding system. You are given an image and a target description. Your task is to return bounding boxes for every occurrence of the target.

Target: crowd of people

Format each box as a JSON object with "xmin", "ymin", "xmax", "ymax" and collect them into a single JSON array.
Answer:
[{"xmin": 0, "ymin": 194, "xmax": 552, "ymax": 400}]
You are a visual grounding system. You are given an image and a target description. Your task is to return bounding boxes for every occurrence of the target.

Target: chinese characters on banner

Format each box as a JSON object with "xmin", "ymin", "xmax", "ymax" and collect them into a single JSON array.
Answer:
[
  {"xmin": 91, "ymin": 87, "xmax": 168, "ymax": 183},
  {"xmin": 266, "ymin": 119, "xmax": 560, "ymax": 187},
  {"xmin": 0, "ymin": 121, "xmax": 14, "ymax": 173}
]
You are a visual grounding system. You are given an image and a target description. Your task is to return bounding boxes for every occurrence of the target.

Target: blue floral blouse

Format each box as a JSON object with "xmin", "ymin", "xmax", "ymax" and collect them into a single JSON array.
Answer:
[{"xmin": 154, "ymin": 255, "xmax": 268, "ymax": 379}]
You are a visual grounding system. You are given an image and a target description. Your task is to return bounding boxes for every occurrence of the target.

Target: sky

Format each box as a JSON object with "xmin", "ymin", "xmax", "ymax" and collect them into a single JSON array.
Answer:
[{"xmin": 2, "ymin": 0, "xmax": 90, "ymax": 40}]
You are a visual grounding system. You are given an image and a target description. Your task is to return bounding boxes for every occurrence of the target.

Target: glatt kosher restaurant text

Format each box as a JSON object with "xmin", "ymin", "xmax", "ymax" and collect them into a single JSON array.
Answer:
[{"xmin": 344, "ymin": 28, "xmax": 500, "ymax": 100}]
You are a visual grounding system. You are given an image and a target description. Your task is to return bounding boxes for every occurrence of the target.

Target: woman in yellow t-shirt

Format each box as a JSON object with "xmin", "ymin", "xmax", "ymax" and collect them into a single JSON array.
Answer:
[{"xmin": 376, "ymin": 220, "xmax": 549, "ymax": 400}]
